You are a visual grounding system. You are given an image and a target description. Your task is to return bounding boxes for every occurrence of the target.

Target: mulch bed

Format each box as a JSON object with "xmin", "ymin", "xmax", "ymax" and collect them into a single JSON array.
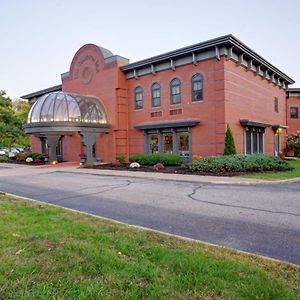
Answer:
[{"xmin": 86, "ymin": 163, "xmax": 241, "ymax": 177}]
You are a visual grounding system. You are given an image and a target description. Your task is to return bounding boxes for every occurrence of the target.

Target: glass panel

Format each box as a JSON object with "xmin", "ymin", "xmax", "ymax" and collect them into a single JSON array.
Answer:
[
  {"xmin": 253, "ymin": 132, "xmax": 258, "ymax": 153},
  {"xmin": 54, "ymin": 96, "xmax": 68, "ymax": 121},
  {"xmin": 163, "ymin": 133, "xmax": 173, "ymax": 153},
  {"xmin": 259, "ymin": 133, "xmax": 264, "ymax": 153},
  {"xmin": 149, "ymin": 134, "xmax": 159, "ymax": 153},
  {"xmin": 178, "ymin": 133, "xmax": 189, "ymax": 151},
  {"xmin": 40, "ymin": 96, "xmax": 55, "ymax": 121},
  {"xmin": 246, "ymin": 131, "xmax": 252, "ymax": 154}
]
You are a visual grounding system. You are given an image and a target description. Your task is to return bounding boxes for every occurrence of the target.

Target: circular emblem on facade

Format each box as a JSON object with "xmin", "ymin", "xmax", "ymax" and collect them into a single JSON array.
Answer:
[{"xmin": 80, "ymin": 66, "xmax": 93, "ymax": 84}]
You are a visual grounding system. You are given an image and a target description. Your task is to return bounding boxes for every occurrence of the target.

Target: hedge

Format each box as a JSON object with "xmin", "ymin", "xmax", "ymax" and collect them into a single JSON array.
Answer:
[
  {"xmin": 129, "ymin": 153, "xmax": 182, "ymax": 166},
  {"xmin": 189, "ymin": 154, "xmax": 293, "ymax": 173}
]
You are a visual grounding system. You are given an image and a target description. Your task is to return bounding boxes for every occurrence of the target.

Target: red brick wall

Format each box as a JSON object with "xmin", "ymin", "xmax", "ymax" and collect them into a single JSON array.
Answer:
[
  {"xmin": 31, "ymin": 135, "xmax": 41, "ymax": 153},
  {"xmin": 61, "ymin": 44, "xmax": 128, "ymax": 162},
  {"xmin": 287, "ymin": 96, "xmax": 300, "ymax": 134},
  {"xmin": 126, "ymin": 58, "xmax": 226, "ymax": 157},
  {"xmin": 224, "ymin": 60, "xmax": 287, "ymax": 155}
]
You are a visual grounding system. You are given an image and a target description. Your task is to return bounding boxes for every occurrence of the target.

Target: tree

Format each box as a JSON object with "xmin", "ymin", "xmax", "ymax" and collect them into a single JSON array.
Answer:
[
  {"xmin": 0, "ymin": 90, "xmax": 30, "ymax": 148},
  {"xmin": 223, "ymin": 124, "xmax": 237, "ymax": 155}
]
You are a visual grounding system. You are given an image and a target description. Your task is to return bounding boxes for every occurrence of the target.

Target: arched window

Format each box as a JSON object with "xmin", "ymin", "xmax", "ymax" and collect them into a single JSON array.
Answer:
[
  {"xmin": 192, "ymin": 74, "xmax": 203, "ymax": 101},
  {"xmin": 134, "ymin": 87, "xmax": 143, "ymax": 109},
  {"xmin": 170, "ymin": 78, "xmax": 181, "ymax": 104},
  {"xmin": 151, "ymin": 83, "xmax": 161, "ymax": 107}
]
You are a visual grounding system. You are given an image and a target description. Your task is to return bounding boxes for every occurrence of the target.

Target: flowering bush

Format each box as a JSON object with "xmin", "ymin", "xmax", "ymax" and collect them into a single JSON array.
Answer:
[
  {"xmin": 34, "ymin": 158, "xmax": 44, "ymax": 163},
  {"xmin": 286, "ymin": 131, "xmax": 300, "ymax": 157},
  {"xmin": 111, "ymin": 160, "xmax": 121, "ymax": 166},
  {"xmin": 25, "ymin": 157, "xmax": 33, "ymax": 163},
  {"xmin": 192, "ymin": 155, "xmax": 203, "ymax": 161},
  {"xmin": 129, "ymin": 162, "xmax": 140, "ymax": 168},
  {"xmin": 153, "ymin": 163, "xmax": 164, "ymax": 170}
]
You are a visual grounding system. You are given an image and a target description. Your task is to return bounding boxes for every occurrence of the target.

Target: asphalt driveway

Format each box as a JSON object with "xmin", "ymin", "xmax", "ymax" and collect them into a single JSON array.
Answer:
[{"xmin": 0, "ymin": 164, "xmax": 299, "ymax": 265}]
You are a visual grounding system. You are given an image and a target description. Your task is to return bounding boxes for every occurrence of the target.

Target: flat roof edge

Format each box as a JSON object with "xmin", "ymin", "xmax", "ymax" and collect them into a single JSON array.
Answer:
[{"xmin": 21, "ymin": 84, "xmax": 62, "ymax": 99}]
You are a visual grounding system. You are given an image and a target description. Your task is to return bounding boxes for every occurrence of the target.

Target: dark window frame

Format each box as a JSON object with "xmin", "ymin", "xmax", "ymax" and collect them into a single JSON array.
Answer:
[
  {"xmin": 170, "ymin": 78, "xmax": 181, "ymax": 104},
  {"xmin": 134, "ymin": 86, "xmax": 143, "ymax": 110},
  {"xmin": 191, "ymin": 74, "xmax": 203, "ymax": 101},
  {"xmin": 245, "ymin": 126, "xmax": 265, "ymax": 155},
  {"xmin": 151, "ymin": 82, "xmax": 161, "ymax": 107},
  {"xmin": 290, "ymin": 107, "xmax": 299, "ymax": 119}
]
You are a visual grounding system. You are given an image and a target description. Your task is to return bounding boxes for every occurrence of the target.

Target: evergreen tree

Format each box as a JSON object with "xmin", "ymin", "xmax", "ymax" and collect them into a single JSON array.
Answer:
[{"xmin": 223, "ymin": 124, "xmax": 237, "ymax": 155}]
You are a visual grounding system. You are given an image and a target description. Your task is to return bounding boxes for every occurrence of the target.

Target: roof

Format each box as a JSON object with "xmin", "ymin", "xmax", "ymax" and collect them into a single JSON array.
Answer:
[
  {"xmin": 121, "ymin": 34, "xmax": 294, "ymax": 85},
  {"xmin": 21, "ymin": 84, "xmax": 62, "ymax": 100}
]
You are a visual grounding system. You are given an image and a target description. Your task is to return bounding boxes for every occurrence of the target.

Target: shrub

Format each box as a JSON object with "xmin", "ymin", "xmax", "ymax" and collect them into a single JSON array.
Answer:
[
  {"xmin": 189, "ymin": 154, "xmax": 293, "ymax": 174},
  {"xmin": 27, "ymin": 153, "xmax": 43, "ymax": 160},
  {"xmin": 224, "ymin": 125, "xmax": 237, "ymax": 155},
  {"xmin": 153, "ymin": 163, "xmax": 164, "ymax": 170},
  {"xmin": 129, "ymin": 162, "xmax": 140, "ymax": 168},
  {"xmin": 0, "ymin": 156, "xmax": 9, "ymax": 162},
  {"xmin": 286, "ymin": 131, "xmax": 300, "ymax": 157},
  {"xmin": 129, "ymin": 153, "xmax": 182, "ymax": 166},
  {"xmin": 116, "ymin": 155, "xmax": 126, "ymax": 163},
  {"xmin": 111, "ymin": 160, "xmax": 121, "ymax": 166}
]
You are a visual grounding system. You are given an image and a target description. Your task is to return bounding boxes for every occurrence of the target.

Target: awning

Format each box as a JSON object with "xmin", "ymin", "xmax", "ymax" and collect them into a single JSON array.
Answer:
[{"xmin": 134, "ymin": 119, "xmax": 200, "ymax": 130}]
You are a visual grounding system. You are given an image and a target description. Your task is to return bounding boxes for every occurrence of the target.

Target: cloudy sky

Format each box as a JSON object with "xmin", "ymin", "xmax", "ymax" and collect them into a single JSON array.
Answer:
[{"xmin": 1, "ymin": 0, "xmax": 299, "ymax": 99}]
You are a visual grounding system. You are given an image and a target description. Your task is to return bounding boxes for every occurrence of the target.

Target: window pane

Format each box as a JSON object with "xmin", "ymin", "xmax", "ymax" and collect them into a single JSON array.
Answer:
[
  {"xmin": 246, "ymin": 131, "xmax": 252, "ymax": 154},
  {"xmin": 259, "ymin": 133, "xmax": 264, "ymax": 153},
  {"xmin": 178, "ymin": 133, "xmax": 189, "ymax": 151},
  {"xmin": 253, "ymin": 132, "xmax": 258, "ymax": 153},
  {"xmin": 149, "ymin": 134, "xmax": 158, "ymax": 153},
  {"xmin": 135, "ymin": 88, "xmax": 143, "ymax": 109},
  {"xmin": 163, "ymin": 133, "xmax": 173, "ymax": 153},
  {"xmin": 290, "ymin": 107, "xmax": 298, "ymax": 119}
]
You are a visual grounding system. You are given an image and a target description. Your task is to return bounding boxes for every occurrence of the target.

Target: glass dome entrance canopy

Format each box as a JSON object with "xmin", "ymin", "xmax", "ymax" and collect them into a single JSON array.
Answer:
[{"xmin": 27, "ymin": 92, "xmax": 107, "ymax": 124}]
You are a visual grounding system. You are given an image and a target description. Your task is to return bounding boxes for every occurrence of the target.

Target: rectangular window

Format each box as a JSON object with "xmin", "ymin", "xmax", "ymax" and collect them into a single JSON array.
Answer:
[
  {"xmin": 245, "ymin": 127, "xmax": 264, "ymax": 154},
  {"xmin": 290, "ymin": 107, "xmax": 298, "ymax": 119},
  {"xmin": 274, "ymin": 97, "xmax": 278, "ymax": 113}
]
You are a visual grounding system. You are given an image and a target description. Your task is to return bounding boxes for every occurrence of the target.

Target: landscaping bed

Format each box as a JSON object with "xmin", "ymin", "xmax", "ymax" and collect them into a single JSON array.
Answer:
[{"xmin": 85, "ymin": 153, "xmax": 294, "ymax": 177}]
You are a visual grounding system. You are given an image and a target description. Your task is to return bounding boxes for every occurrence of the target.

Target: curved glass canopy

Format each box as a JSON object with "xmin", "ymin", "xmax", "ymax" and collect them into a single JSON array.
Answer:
[{"xmin": 27, "ymin": 92, "xmax": 107, "ymax": 124}]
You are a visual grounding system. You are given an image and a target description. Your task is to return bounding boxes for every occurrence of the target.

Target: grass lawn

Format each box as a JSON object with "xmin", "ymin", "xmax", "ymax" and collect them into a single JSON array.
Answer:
[
  {"xmin": 0, "ymin": 195, "xmax": 299, "ymax": 299},
  {"xmin": 241, "ymin": 160, "xmax": 300, "ymax": 181}
]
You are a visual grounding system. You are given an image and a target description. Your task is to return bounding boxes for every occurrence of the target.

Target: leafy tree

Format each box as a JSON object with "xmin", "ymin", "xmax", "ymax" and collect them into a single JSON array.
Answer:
[
  {"xmin": 223, "ymin": 124, "xmax": 237, "ymax": 155},
  {"xmin": 0, "ymin": 90, "xmax": 30, "ymax": 148}
]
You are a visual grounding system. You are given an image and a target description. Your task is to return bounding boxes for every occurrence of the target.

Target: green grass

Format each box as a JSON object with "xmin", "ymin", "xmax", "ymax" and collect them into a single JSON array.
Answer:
[
  {"xmin": 241, "ymin": 160, "xmax": 300, "ymax": 180},
  {"xmin": 0, "ymin": 195, "xmax": 299, "ymax": 299}
]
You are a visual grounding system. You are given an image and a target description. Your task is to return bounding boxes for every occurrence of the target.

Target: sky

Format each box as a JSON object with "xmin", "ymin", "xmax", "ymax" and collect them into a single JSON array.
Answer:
[{"xmin": 1, "ymin": 0, "xmax": 300, "ymax": 99}]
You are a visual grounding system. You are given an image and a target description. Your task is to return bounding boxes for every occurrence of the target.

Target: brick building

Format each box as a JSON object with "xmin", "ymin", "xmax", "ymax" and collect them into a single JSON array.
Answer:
[{"xmin": 22, "ymin": 34, "xmax": 299, "ymax": 163}]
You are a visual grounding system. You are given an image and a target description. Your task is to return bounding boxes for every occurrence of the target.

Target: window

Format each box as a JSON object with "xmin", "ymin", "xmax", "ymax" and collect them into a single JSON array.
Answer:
[
  {"xmin": 274, "ymin": 97, "xmax": 278, "ymax": 112},
  {"xmin": 134, "ymin": 87, "xmax": 143, "ymax": 109},
  {"xmin": 290, "ymin": 107, "xmax": 298, "ymax": 119},
  {"xmin": 170, "ymin": 78, "xmax": 181, "ymax": 104},
  {"xmin": 151, "ymin": 83, "xmax": 161, "ymax": 107},
  {"xmin": 192, "ymin": 74, "xmax": 203, "ymax": 101},
  {"xmin": 245, "ymin": 127, "xmax": 264, "ymax": 154}
]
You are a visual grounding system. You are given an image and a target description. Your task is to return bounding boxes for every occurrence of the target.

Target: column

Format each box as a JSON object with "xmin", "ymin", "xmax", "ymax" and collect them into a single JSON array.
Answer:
[
  {"xmin": 81, "ymin": 132, "xmax": 97, "ymax": 164},
  {"xmin": 46, "ymin": 135, "xmax": 61, "ymax": 163}
]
